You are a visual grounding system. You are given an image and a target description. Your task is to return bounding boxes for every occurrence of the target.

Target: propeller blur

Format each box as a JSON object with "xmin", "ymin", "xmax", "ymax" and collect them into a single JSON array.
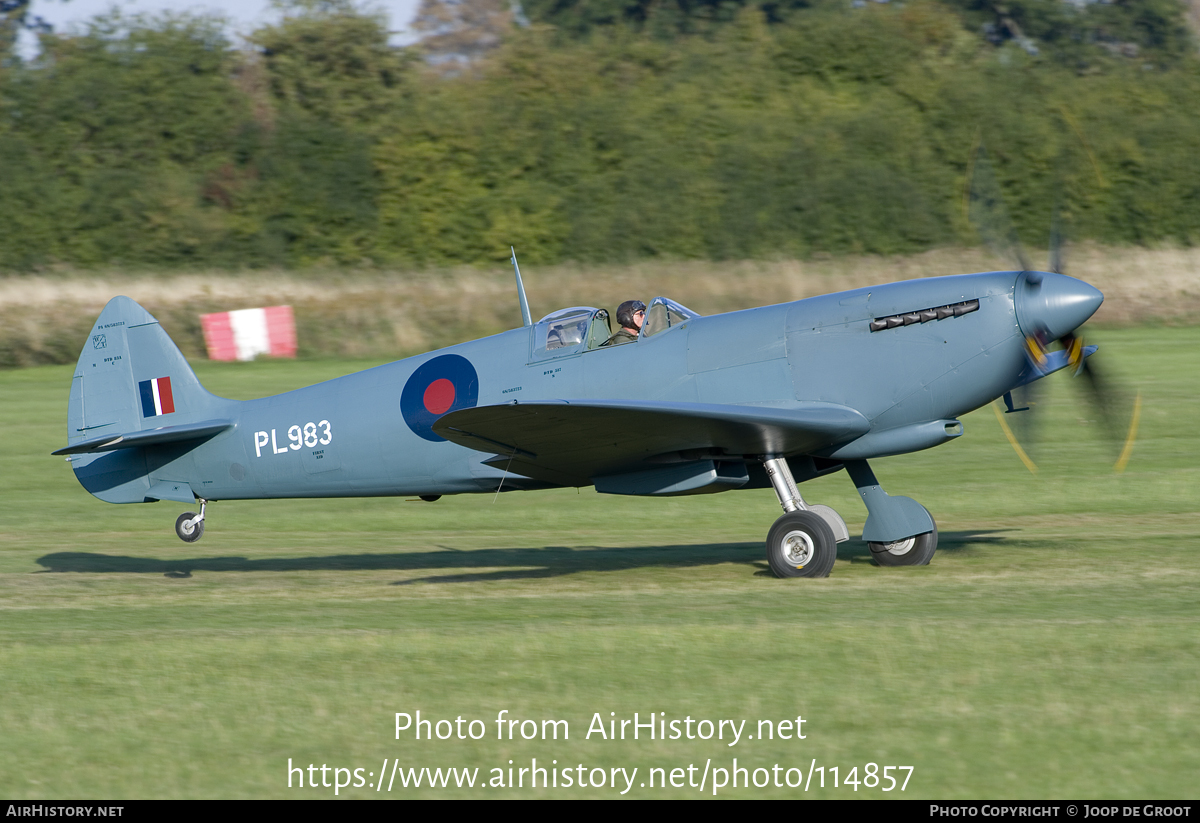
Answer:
[{"xmin": 967, "ymin": 141, "xmax": 1139, "ymax": 476}]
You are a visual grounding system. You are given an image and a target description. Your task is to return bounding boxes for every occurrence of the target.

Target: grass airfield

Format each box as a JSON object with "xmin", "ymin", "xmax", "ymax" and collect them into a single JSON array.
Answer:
[{"xmin": 1, "ymin": 326, "xmax": 1197, "ymax": 799}]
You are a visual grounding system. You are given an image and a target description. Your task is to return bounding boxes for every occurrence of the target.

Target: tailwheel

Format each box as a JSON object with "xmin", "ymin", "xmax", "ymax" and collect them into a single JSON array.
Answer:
[
  {"xmin": 766, "ymin": 511, "xmax": 837, "ymax": 579},
  {"xmin": 869, "ymin": 519, "xmax": 937, "ymax": 567}
]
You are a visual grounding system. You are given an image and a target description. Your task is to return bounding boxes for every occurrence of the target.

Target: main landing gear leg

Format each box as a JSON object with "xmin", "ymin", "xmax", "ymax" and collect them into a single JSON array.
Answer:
[
  {"xmin": 842, "ymin": 460, "xmax": 937, "ymax": 566},
  {"xmin": 175, "ymin": 498, "xmax": 207, "ymax": 543},
  {"xmin": 761, "ymin": 456, "xmax": 847, "ymax": 578}
]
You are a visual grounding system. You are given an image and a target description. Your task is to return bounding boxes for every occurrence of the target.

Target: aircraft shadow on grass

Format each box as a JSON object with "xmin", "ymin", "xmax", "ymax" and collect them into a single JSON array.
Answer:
[{"xmin": 35, "ymin": 529, "xmax": 1006, "ymax": 584}]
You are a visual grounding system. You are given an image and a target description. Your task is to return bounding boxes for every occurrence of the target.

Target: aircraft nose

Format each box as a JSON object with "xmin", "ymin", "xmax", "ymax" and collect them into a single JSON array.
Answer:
[{"xmin": 1015, "ymin": 272, "xmax": 1104, "ymax": 340}]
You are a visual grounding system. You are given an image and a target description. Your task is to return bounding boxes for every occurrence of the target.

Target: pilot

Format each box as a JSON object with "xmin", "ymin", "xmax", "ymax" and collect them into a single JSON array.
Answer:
[{"xmin": 602, "ymin": 300, "xmax": 645, "ymax": 347}]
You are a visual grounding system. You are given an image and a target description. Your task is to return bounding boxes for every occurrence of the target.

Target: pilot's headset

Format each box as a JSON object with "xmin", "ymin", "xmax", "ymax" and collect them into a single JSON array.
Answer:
[{"xmin": 617, "ymin": 300, "xmax": 646, "ymax": 330}]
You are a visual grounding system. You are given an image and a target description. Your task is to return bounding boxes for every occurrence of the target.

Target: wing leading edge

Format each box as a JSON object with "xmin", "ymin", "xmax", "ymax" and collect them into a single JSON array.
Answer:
[{"xmin": 433, "ymin": 400, "xmax": 869, "ymax": 487}]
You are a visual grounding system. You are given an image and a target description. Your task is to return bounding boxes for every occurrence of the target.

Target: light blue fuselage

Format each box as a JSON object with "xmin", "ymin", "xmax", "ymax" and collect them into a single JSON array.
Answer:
[{"xmin": 167, "ymin": 271, "xmax": 1030, "ymax": 501}]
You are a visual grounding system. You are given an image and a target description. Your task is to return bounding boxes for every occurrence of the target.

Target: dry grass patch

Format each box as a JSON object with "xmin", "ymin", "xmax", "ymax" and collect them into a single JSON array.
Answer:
[{"xmin": 3, "ymin": 245, "xmax": 1198, "ymax": 368}]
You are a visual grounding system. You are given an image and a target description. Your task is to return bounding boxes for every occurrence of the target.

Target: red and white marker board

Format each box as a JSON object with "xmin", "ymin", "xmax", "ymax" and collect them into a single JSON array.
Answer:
[{"xmin": 200, "ymin": 306, "xmax": 297, "ymax": 362}]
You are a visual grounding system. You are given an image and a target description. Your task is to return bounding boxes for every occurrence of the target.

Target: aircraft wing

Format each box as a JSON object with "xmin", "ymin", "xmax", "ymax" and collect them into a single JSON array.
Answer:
[{"xmin": 433, "ymin": 400, "xmax": 868, "ymax": 486}]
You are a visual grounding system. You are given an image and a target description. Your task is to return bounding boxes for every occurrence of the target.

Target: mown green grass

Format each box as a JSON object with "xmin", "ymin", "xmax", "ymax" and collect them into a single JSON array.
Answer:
[{"xmin": 1, "ymin": 327, "xmax": 1197, "ymax": 798}]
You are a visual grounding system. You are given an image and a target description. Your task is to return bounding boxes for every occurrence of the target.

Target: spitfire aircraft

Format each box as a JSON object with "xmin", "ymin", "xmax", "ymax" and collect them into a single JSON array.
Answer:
[{"xmin": 53, "ymin": 253, "xmax": 1105, "ymax": 578}]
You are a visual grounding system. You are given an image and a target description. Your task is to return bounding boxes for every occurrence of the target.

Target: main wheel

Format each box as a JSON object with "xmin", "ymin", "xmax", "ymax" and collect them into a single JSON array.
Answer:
[
  {"xmin": 869, "ymin": 516, "xmax": 937, "ymax": 566},
  {"xmin": 175, "ymin": 512, "xmax": 204, "ymax": 543},
  {"xmin": 766, "ymin": 511, "xmax": 837, "ymax": 578}
]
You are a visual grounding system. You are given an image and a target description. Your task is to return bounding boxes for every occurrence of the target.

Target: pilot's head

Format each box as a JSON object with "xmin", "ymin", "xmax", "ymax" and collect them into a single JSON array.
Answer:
[{"xmin": 617, "ymin": 300, "xmax": 646, "ymax": 332}]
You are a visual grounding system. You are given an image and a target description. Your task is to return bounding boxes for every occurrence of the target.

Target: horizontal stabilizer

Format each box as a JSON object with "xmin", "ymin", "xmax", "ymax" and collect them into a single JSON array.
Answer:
[
  {"xmin": 52, "ymin": 419, "xmax": 234, "ymax": 456},
  {"xmin": 435, "ymin": 399, "xmax": 868, "ymax": 486}
]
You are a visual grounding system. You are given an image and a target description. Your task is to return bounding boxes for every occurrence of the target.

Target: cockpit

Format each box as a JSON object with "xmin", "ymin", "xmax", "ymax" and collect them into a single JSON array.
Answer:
[{"xmin": 529, "ymin": 297, "xmax": 701, "ymax": 362}]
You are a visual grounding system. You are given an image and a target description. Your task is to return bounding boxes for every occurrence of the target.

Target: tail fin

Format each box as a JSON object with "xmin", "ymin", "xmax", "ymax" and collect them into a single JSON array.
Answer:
[{"xmin": 62, "ymin": 296, "xmax": 232, "ymax": 503}]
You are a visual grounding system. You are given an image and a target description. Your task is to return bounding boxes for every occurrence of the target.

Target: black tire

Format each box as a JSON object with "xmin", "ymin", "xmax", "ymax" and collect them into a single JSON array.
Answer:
[
  {"xmin": 766, "ymin": 511, "xmax": 837, "ymax": 578},
  {"xmin": 175, "ymin": 512, "xmax": 204, "ymax": 543},
  {"xmin": 869, "ymin": 516, "xmax": 937, "ymax": 567}
]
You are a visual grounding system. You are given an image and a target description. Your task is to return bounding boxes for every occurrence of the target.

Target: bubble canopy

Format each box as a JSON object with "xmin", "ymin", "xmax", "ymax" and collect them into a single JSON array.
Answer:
[{"xmin": 529, "ymin": 298, "xmax": 701, "ymax": 361}]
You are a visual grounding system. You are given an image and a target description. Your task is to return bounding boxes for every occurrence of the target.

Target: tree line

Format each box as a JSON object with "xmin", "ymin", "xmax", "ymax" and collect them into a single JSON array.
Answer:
[{"xmin": 0, "ymin": 0, "xmax": 1197, "ymax": 270}]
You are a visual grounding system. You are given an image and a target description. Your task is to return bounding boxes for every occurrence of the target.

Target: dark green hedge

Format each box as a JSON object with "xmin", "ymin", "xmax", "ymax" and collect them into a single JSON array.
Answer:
[{"xmin": 1, "ymin": 1, "xmax": 1197, "ymax": 270}]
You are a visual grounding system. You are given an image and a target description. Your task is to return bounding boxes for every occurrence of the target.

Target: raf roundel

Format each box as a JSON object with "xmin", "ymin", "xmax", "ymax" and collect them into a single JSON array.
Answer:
[{"xmin": 400, "ymin": 354, "xmax": 480, "ymax": 442}]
